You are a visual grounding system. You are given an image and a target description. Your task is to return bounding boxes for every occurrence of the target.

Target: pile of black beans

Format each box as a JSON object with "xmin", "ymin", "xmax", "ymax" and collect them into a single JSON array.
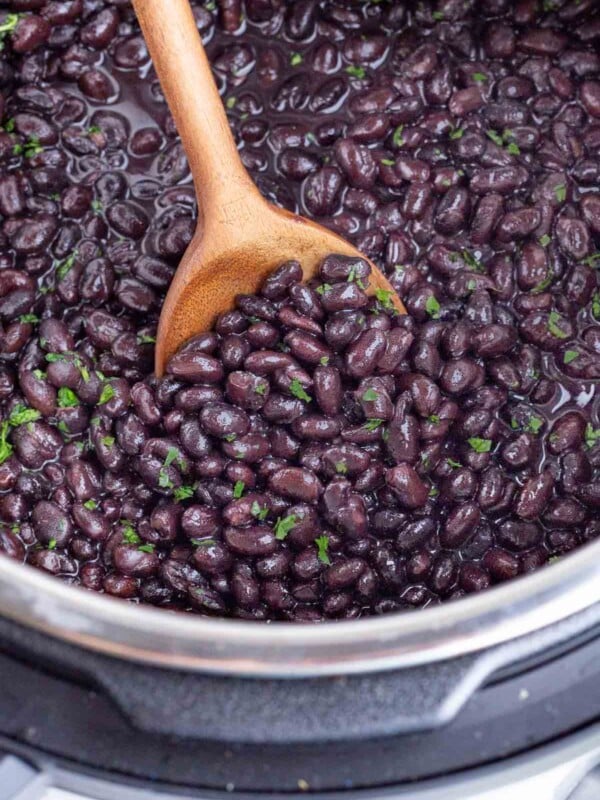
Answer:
[{"xmin": 0, "ymin": 0, "xmax": 599, "ymax": 620}]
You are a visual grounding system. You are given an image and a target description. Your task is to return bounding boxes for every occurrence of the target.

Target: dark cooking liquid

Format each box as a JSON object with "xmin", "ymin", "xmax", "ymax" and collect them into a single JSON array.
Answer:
[{"xmin": 0, "ymin": 0, "xmax": 599, "ymax": 620}]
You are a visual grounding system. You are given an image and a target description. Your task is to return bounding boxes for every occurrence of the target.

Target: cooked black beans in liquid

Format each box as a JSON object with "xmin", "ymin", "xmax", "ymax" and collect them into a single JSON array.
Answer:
[{"xmin": 0, "ymin": 0, "xmax": 600, "ymax": 620}]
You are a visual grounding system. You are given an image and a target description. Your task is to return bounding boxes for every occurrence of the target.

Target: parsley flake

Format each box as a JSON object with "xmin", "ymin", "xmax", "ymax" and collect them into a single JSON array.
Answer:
[
  {"xmin": 392, "ymin": 125, "xmax": 405, "ymax": 147},
  {"xmin": 274, "ymin": 514, "xmax": 297, "ymax": 540},
  {"xmin": 585, "ymin": 423, "xmax": 600, "ymax": 450},
  {"xmin": 233, "ymin": 480, "xmax": 245, "ymax": 499},
  {"xmin": 468, "ymin": 437, "xmax": 492, "ymax": 453},
  {"xmin": 290, "ymin": 53, "xmax": 303, "ymax": 66},
  {"xmin": 563, "ymin": 350, "xmax": 579, "ymax": 365},
  {"xmin": 8, "ymin": 405, "xmax": 41, "ymax": 427},
  {"xmin": 362, "ymin": 388, "xmax": 379, "ymax": 402},
  {"xmin": 363, "ymin": 418, "xmax": 384, "ymax": 432},
  {"xmin": 547, "ymin": 311, "xmax": 569, "ymax": 339},
  {"xmin": 174, "ymin": 485, "xmax": 195, "ymax": 502},
  {"xmin": 425, "ymin": 295, "xmax": 441, "ymax": 318},
  {"xmin": 315, "ymin": 535, "xmax": 331, "ymax": 565},
  {"xmin": 554, "ymin": 183, "xmax": 566, "ymax": 203},
  {"xmin": 56, "ymin": 251, "xmax": 78, "ymax": 282},
  {"xmin": 473, "ymin": 72, "xmax": 488, "ymax": 83},
  {"xmin": 57, "ymin": 387, "xmax": 79, "ymax": 408},
  {"xmin": 289, "ymin": 378, "xmax": 312, "ymax": 403},
  {"xmin": 98, "ymin": 383, "xmax": 115, "ymax": 404},
  {"xmin": 346, "ymin": 65, "xmax": 366, "ymax": 79},
  {"xmin": 374, "ymin": 288, "xmax": 395, "ymax": 310},
  {"xmin": 539, "ymin": 234, "xmax": 551, "ymax": 248}
]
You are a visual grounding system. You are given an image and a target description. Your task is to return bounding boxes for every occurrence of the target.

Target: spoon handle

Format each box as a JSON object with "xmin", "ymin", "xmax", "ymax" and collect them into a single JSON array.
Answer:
[{"xmin": 132, "ymin": 0, "xmax": 256, "ymax": 214}]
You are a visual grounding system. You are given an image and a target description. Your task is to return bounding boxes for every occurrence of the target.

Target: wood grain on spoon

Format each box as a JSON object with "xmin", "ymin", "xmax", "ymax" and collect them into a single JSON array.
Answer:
[{"xmin": 132, "ymin": 0, "xmax": 406, "ymax": 377}]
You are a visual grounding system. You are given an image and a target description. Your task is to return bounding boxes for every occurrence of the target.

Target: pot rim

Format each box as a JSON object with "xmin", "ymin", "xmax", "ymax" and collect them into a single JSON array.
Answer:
[{"xmin": 0, "ymin": 537, "xmax": 599, "ymax": 677}]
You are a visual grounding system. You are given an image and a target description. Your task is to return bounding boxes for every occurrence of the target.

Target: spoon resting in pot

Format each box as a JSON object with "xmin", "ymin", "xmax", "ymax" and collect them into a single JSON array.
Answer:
[{"xmin": 132, "ymin": 0, "xmax": 406, "ymax": 377}]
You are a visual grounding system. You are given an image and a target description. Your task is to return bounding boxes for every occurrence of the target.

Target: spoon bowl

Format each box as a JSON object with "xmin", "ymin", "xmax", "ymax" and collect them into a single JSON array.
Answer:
[{"xmin": 132, "ymin": 0, "xmax": 405, "ymax": 376}]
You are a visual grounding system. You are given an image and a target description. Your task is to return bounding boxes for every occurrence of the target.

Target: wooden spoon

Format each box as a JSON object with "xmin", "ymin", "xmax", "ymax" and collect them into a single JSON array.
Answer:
[{"xmin": 132, "ymin": 0, "xmax": 406, "ymax": 377}]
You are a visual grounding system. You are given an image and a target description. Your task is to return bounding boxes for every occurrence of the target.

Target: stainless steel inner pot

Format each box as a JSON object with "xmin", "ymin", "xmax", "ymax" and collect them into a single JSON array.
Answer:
[{"xmin": 0, "ymin": 535, "xmax": 599, "ymax": 677}]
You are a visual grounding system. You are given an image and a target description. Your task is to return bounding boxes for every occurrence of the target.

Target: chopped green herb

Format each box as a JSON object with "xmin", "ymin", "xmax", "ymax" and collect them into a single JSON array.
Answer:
[
  {"xmin": 347, "ymin": 265, "xmax": 367, "ymax": 289},
  {"xmin": 138, "ymin": 544, "xmax": 155, "ymax": 554},
  {"xmin": 192, "ymin": 538, "xmax": 216, "ymax": 548},
  {"xmin": 0, "ymin": 422, "xmax": 13, "ymax": 465},
  {"xmin": 289, "ymin": 378, "xmax": 312, "ymax": 403},
  {"xmin": 19, "ymin": 313, "xmax": 39, "ymax": 324},
  {"xmin": 251, "ymin": 501, "xmax": 269, "ymax": 521},
  {"xmin": 486, "ymin": 129, "xmax": 503, "ymax": 146},
  {"xmin": 461, "ymin": 249, "xmax": 484, "ymax": 272},
  {"xmin": 345, "ymin": 65, "xmax": 366, "ymax": 79},
  {"xmin": 581, "ymin": 252, "xmax": 600, "ymax": 268},
  {"xmin": 158, "ymin": 470, "xmax": 174, "ymax": 490},
  {"xmin": 374, "ymin": 287, "xmax": 395, "ymax": 310},
  {"xmin": 554, "ymin": 183, "xmax": 566, "ymax": 203},
  {"xmin": 362, "ymin": 388, "xmax": 379, "ymax": 402},
  {"xmin": 101, "ymin": 435, "xmax": 115, "ymax": 447},
  {"xmin": 592, "ymin": 292, "xmax": 600, "ymax": 320},
  {"xmin": 380, "ymin": 158, "xmax": 395, "ymax": 167},
  {"xmin": 539, "ymin": 234, "xmax": 551, "ymax": 247},
  {"xmin": 447, "ymin": 458, "xmax": 462, "ymax": 469},
  {"xmin": 48, "ymin": 538, "xmax": 57, "ymax": 550},
  {"xmin": 56, "ymin": 251, "xmax": 78, "ymax": 282},
  {"xmin": 137, "ymin": 334, "xmax": 156, "ymax": 345},
  {"xmin": 290, "ymin": 52, "xmax": 303, "ymax": 66},
  {"xmin": 472, "ymin": 72, "xmax": 488, "ymax": 83},
  {"xmin": 225, "ymin": 96, "xmax": 237, "ymax": 109},
  {"xmin": 315, "ymin": 535, "xmax": 331, "ymax": 566},
  {"xmin": 429, "ymin": 486, "xmax": 440, "ymax": 497},
  {"xmin": 121, "ymin": 520, "xmax": 140, "ymax": 544},
  {"xmin": 254, "ymin": 382, "xmax": 267, "ymax": 396},
  {"xmin": 335, "ymin": 461, "xmax": 348, "ymax": 475},
  {"xmin": 547, "ymin": 311, "xmax": 569, "ymax": 339},
  {"xmin": 21, "ymin": 136, "xmax": 39, "ymax": 159},
  {"xmin": 91, "ymin": 199, "xmax": 103, "ymax": 214},
  {"xmin": 468, "ymin": 437, "xmax": 493, "ymax": 453},
  {"xmin": 274, "ymin": 514, "xmax": 297, "ymax": 540},
  {"xmin": 428, "ymin": 414, "xmax": 440, "ymax": 424},
  {"xmin": 316, "ymin": 283, "xmax": 332, "ymax": 295},
  {"xmin": 87, "ymin": 125, "xmax": 101, "ymax": 135},
  {"xmin": 432, "ymin": 10, "xmax": 444, "ymax": 20},
  {"xmin": 320, "ymin": 356, "xmax": 330, "ymax": 366},
  {"xmin": 233, "ymin": 480, "xmax": 245, "ymax": 499},
  {"xmin": 57, "ymin": 387, "xmax": 79, "ymax": 408},
  {"xmin": 449, "ymin": 127, "xmax": 464, "ymax": 140},
  {"xmin": 174, "ymin": 485, "xmax": 195, "ymax": 502},
  {"xmin": 563, "ymin": 350, "xmax": 579, "ymax": 365},
  {"xmin": 224, "ymin": 433, "xmax": 237, "ymax": 442},
  {"xmin": 8, "ymin": 405, "xmax": 41, "ymax": 427},
  {"xmin": 98, "ymin": 383, "xmax": 115, "ymax": 404},
  {"xmin": 33, "ymin": 369, "xmax": 45, "ymax": 380},
  {"xmin": 425, "ymin": 295, "xmax": 441, "ymax": 318},
  {"xmin": 83, "ymin": 499, "xmax": 98, "ymax": 511},
  {"xmin": 525, "ymin": 416, "xmax": 544, "ymax": 434},
  {"xmin": 57, "ymin": 420, "xmax": 70, "ymax": 435},
  {"xmin": 45, "ymin": 352, "xmax": 66, "ymax": 363},
  {"xmin": 163, "ymin": 447, "xmax": 180, "ymax": 468},
  {"xmin": 531, "ymin": 270, "xmax": 554, "ymax": 294},
  {"xmin": 585, "ymin": 423, "xmax": 600, "ymax": 450},
  {"xmin": 392, "ymin": 124, "xmax": 405, "ymax": 147},
  {"xmin": 506, "ymin": 142, "xmax": 521, "ymax": 155},
  {"xmin": 3, "ymin": 118, "xmax": 15, "ymax": 133},
  {"xmin": 363, "ymin": 418, "xmax": 384, "ymax": 432}
]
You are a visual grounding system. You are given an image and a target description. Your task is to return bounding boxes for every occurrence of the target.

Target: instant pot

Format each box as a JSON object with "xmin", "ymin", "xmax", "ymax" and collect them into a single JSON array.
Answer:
[{"xmin": 0, "ymin": 542, "xmax": 599, "ymax": 798}]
